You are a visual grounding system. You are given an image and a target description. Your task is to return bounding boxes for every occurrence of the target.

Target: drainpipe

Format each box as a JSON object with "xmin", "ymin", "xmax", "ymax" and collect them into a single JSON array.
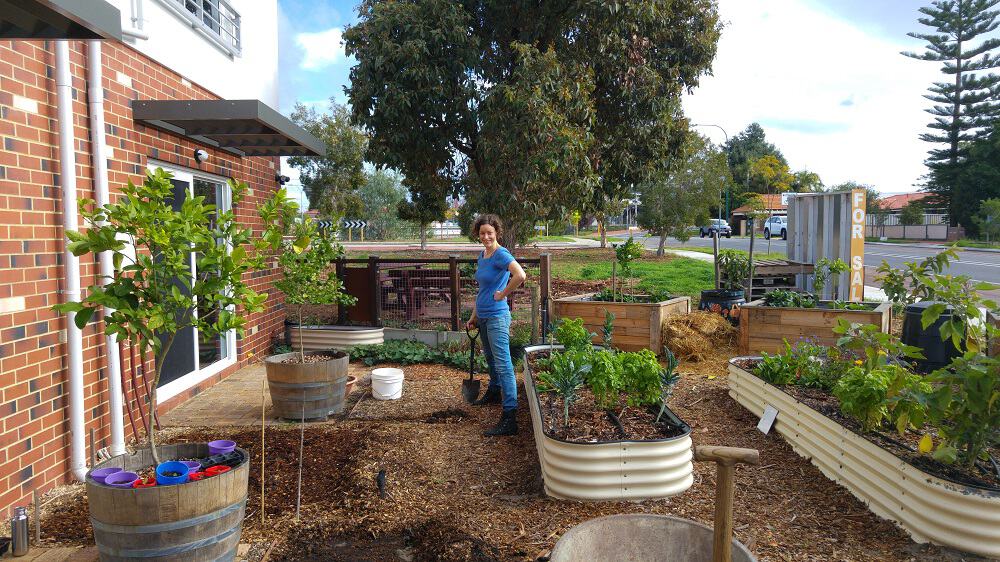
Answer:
[
  {"xmin": 87, "ymin": 41, "xmax": 126, "ymax": 458},
  {"xmin": 124, "ymin": 0, "xmax": 149, "ymax": 40},
  {"xmin": 56, "ymin": 41, "xmax": 88, "ymax": 482}
]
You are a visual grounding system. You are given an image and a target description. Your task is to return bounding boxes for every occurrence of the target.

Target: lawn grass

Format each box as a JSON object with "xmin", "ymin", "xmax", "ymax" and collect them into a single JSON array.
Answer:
[
  {"xmin": 550, "ymin": 249, "xmax": 713, "ymax": 299},
  {"xmin": 954, "ymin": 239, "xmax": 997, "ymax": 249},
  {"xmin": 527, "ymin": 235, "xmax": 578, "ymax": 243}
]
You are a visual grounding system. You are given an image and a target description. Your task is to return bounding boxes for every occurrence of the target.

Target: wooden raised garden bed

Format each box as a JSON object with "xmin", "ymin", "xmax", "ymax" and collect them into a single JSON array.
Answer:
[
  {"xmin": 739, "ymin": 299, "xmax": 891, "ymax": 355},
  {"xmin": 522, "ymin": 345, "xmax": 694, "ymax": 501},
  {"xmin": 727, "ymin": 359, "xmax": 1000, "ymax": 558},
  {"xmin": 553, "ymin": 294, "xmax": 690, "ymax": 353}
]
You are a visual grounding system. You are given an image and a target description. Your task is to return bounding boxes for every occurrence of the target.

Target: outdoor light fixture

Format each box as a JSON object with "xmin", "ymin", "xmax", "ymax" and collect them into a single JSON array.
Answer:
[
  {"xmin": 193, "ymin": 149, "xmax": 209, "ymax": 163},
  {"xmin": 276, "ymin": 173, "xmax": 290, "ymax": 185}
]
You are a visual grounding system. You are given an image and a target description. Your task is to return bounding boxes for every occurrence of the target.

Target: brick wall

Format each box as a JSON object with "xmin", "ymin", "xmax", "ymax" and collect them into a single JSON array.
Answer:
[{"xmin": 0, "ymin": 39, "xmax": 286, "ymax": 509}]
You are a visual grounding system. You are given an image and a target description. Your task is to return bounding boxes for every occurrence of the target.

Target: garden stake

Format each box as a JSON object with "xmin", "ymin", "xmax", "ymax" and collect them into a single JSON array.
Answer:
[
  {"xmin": 32, "ymin": 490, "xmax": 39, "ymax": 546},
  {"xmin": 261, "ymin": 374, "xmax": 266, "ymax": 527},
  {"xmin": 117, "ymin": 341, "xmax": 140, "ymax": 439},
  {"xmin": 89, "ymin": 428, "xmax": 95, "ymax": 467},
  {"xmin": 127, "ymin": 340, "xmax": 148, "ymax": 438},
  {"xmin": 296, "ymin": 402, "xmax": 304, "ymax": 520}
]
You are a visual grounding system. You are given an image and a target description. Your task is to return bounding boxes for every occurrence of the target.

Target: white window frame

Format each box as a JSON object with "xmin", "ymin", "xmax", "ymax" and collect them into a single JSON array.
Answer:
[{"xmin": 147, "ymin": 161, "xmax": 238, "ymax": 404}]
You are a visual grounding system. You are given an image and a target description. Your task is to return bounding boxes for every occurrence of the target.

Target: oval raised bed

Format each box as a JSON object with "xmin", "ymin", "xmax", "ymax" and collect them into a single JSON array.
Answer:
[
  {"xmin": 727, "ymin": 358, "xmax": 1000, "ymax": 558},
  {"xmin": 523, "ymin": 345, "xmax": 693, "ymax": 501},
  {"xmin": 286, "ymin": 324, "xmax": 384, "ymax": 352},
  {"xmin": 86, "ymin": 443, "xmax": 249, "ymax": 561},
  {"xmin": 553, "ymin": 294, "xmax": 691, "ymax": 353}
]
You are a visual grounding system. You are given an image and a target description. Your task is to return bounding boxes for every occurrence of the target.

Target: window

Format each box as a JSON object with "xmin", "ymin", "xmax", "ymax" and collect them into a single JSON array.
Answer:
[{"xmin": 160, "ymin": 0, "xmax": 241, "ymax": 56}]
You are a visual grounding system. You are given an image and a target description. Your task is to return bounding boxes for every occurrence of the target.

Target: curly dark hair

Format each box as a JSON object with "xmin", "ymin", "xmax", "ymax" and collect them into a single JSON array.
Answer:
[{"xmin": 471, "ymin": 214, "xmax": 504, "ymax": 241}]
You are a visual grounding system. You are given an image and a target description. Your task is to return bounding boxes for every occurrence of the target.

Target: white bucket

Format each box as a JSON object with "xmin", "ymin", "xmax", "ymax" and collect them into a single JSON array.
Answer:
[{"xmin": 371, "ymin": 368, "xmax": 404, "ymax": 400}]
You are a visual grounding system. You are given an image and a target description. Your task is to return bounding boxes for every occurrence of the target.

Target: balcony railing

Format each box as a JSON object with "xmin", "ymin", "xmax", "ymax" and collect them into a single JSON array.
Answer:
[{"xmin": 158, "ymin": 0, "xmax": 241, "ymax": 56}]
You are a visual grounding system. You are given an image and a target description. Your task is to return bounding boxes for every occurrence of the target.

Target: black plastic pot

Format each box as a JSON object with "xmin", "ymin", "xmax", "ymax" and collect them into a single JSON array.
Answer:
[
  {"xmin": 699, "ymin": 289, "xmax": 746, "ymax": 326},
  {"xmin": 901, "ymin": 301, "xmax": 962, "ymax": 373}
]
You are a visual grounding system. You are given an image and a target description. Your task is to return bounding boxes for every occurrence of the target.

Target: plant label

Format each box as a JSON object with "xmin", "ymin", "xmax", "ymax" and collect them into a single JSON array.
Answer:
[{"xmin": 757, "ymin": 405, "xmax": 778, "ymax": 434}]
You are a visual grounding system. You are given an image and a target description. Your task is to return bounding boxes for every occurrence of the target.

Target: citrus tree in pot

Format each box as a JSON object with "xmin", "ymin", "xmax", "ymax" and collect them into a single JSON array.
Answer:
[
  {"xmin": 700, "ymin": 249, "xmax": 750, "ymax": 324},
  {"xmin": 54, "ymin": 168, "xmax": 294, "ymax": 559},
  {"xmin": 266, "ymin": 217, "xmax": 357, "ymax": 420}
]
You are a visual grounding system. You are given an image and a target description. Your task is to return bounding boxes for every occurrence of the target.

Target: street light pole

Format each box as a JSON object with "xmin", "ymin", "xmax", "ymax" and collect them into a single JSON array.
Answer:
[{"xmin": 691, "ymin": 123, "xmax": 730, "ymax": 224}]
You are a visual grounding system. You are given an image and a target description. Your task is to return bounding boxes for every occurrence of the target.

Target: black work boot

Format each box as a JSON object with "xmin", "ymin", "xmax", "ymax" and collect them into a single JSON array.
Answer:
[
  {"xmin": 484, "ymin": 409, "xmax": 518, "ymax": 437},
  {"xmin": 472, "ymin": 386, "xmax": 502, "ymax": 406}
]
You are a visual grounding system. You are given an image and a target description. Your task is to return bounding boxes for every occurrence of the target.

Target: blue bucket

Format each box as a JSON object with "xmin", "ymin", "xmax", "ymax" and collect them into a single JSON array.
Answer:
[{"xmin": 155, "ymin": 461, "xmax": 190, "ymax": 486}]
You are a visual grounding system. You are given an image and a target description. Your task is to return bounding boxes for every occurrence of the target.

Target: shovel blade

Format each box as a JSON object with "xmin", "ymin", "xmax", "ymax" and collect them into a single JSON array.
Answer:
[{"xmin": 462, "ymin": 378, "xmax": 481, "ymax": 403}]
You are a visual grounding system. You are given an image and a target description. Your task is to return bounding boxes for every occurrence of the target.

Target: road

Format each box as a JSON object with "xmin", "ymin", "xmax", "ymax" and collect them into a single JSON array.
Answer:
[{"xmin": 641, "ymin": 235, "xmax": 1000, "ymax": 284}]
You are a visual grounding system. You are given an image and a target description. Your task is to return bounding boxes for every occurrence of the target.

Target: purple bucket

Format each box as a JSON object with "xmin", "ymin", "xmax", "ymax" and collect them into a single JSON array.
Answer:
[
  {"xmin": 90, "ymin": 467, "xmax": 122, "ymax": 485},
  {"xmin": 104, "ymin": 471, "xmax": 139, "ymax": 488},
  {"xmin": 180, "ymin": 460, "xmax": 201, "ymax": 472},
  {"xmin": 208, "ymin": 440, "xmax": 236, "ymax": 455}
]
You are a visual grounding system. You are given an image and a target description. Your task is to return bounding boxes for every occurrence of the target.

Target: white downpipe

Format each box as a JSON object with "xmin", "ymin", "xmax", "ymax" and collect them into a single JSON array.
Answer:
[
  {"xmin": 56, "ymin": 41, "xmax": 88, "ymax": 482},
  {"xmin": 87, "ymin": 41, "xmax": 126, "ymax": 458}
]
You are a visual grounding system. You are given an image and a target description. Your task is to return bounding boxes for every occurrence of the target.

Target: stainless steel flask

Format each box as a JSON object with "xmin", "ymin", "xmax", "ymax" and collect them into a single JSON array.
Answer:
[{"xmin": 10, "ymin": 505, "xmax": 29, "ymax": 557}]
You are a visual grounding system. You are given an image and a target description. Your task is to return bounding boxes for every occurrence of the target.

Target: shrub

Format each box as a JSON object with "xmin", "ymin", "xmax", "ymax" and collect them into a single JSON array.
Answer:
[
  {"xmin": 834, "ymin": 366, "xmax": 891, "ymax": 432},
  {"xmin": 586, "ymin": 349, "xmax": 623, "ymax": 409},
  {"xmin": 619, "ymin": 349, "xmax": 663, "ymax": 408},
  {"xmin": 552, "ymin": 317, "xmax": 594, "ymax": 352}
]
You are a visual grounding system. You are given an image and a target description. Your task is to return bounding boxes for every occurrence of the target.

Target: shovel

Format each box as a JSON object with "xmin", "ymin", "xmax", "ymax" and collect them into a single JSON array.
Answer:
[{"xmin": 462, "ymin": 327, "xmax": 481, "ymax": 403}]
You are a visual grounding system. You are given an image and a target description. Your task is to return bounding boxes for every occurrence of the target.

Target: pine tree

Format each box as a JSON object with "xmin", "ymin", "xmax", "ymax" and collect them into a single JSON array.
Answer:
[{"xmin": 903, "ymin": 0, "xmax": 1000, "ymax": 225}]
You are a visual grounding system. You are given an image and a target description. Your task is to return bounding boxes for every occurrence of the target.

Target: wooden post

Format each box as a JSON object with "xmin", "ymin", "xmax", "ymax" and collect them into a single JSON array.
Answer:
[
  {"xmin": 539, "ymin": 254, "xmax": 552, "ymax": 336},
  {"xmin": 33, "ymin": 489, "xmax": 40, "ymax": 545},
  {"xmin": 530, "ymin": 286, "xmax": 540, "ymax": 344},
  {"xmin": 368, "ymin": 255, "xmax": 381, "ymax": 327},
  {"xmin": 449, "ymin": 255, "xmax": 460, "ymax": 331},
  {"xmin": 89, "ymin": 427, "xmax": 96, "ymax": 466},
  {"xmin": 360, "ymin": 226, "xmax": 365, "ymax": 242},
  {"xmin": 713, "ymin": 231, "xmax": 720, "ymax": 290},
  {"xmin": 336, "ymin": 258, "xmax": 347, "ymax": 325}
]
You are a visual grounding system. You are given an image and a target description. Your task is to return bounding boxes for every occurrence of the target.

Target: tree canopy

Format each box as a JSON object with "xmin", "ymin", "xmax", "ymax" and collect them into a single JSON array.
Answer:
[
  {"xmin": 723, "ymin": 123, "xmax": 787, "ymax": 196},
  {"xmin": 289, "ymin": 100, "xmax": 367, "ymax": 220},
  {"xmin": 344, "ymin": 0, "xmax": 722, "ymax": 248}
]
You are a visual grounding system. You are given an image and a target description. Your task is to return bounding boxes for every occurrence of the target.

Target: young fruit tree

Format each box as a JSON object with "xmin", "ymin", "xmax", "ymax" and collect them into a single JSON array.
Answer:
[
  {"xmin": 638, "ymin": 133, "xmax": 731, "ymax": 256},
  {"xmin": 54, "ymin": 169, "xmax": 297, "ymax": 463}
]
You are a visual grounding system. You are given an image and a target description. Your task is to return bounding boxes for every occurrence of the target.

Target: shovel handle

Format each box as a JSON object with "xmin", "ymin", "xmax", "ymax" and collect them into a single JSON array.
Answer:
[{"xmin": 693, "ymin": 446, "xmax": 760, "ymax": 562}]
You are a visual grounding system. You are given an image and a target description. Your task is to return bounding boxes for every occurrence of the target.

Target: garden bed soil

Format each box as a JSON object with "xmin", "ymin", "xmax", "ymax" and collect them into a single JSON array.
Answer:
[
  {"xmin": 278, "ymin": 351, "xmax": 345, "ymax": 364},
  {"xmin": 35, "ymin": 349, "xmax": 992, "ymax": 562},
  {"xmin": 733, "ymin": 357, "xmax": 1000, "ymax": 490}
]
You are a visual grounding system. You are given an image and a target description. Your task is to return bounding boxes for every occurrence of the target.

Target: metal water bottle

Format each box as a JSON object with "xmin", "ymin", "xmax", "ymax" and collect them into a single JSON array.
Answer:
[{"xmin": 10, "ymin": 506, "xmax": 29, "ymax": 556}]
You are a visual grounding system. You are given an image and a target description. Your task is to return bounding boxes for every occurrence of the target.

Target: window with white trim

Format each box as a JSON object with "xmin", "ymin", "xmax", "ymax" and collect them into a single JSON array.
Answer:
[{"xmin": 158, "ymin": 0, "xmax": 241, "ymax": 56}]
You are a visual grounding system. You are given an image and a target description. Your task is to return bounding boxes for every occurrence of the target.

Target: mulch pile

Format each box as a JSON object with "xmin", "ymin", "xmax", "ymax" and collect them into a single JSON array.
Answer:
[
  {"xmin": 36, "ymin": 352, "xmax": 992, "ymax": 562},
  {"xmin": 661, "ymin": 311, "xmax": 737, "ymax": 361}
]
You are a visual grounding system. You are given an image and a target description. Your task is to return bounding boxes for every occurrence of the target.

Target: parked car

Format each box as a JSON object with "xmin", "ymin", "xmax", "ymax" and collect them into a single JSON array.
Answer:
[
  {"xmin": 763, "ymin": 216, "xmax": 787, "ymax": 240},
  {"xmin": 699, "ymin": 219, "xmax": 732, "ymax": 238}
]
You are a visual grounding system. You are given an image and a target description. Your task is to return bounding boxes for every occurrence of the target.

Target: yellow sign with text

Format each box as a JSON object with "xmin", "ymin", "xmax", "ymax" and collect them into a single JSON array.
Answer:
[{"xmin": 850, "ymin": 189, "xmax": 866, "ymax": 301}]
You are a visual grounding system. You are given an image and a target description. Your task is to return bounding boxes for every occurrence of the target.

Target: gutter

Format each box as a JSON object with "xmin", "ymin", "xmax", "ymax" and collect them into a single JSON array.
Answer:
[
  {"xmin": 87, "ymin": 41, "xmax": 126, "ymax": 457},
  {"xmin": 55, "ymin": 41, "xmax": 88, "ymax": 482}
]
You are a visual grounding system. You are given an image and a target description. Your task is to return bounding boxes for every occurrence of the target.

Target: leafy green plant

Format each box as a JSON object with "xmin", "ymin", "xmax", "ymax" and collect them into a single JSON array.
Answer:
[
  {"xmin": 537, "ymin": 350, "xmax": 591, "ymax": 427},
  {"xmin": 552, "ymin": 317, "xmax": 595, "ymax": 353},
  {"xmin": 586, "ymin": 349, "xmax": 623, "ymax": 409},
  {"xmin": 834, "ymin": 319, "xmax": 925, "ymax": 371},
  {"xmin": 813, "ymin": 257, "xmax": 849, "ymax": 294},
  {"xmin": 829, "ymin": 301, "xmax": 869, "ymax": 311},
  {"xmin": 53, "ymin": 169, "xmax": 295, "ymax": 462},
  {"xmin": 656, "ymin": 348, "xmax": 681, "ymax": 422},
  {"xmin": 755, "ymin": 350, "xmax": 798, "ymax": 385},
  {"xmin": 834, "ymin": 366, "xmax": 892, "ymax": 432},
  {"xmin": 917, "ymin": 272, "xmax": 998, "ymax": 353},
  {"xmin": 762, "ymin": 289, "xmax": 816, "ymax": 308},
  {"xmin": 877, "ymin": 248, "xmax": 957, "ymax": 306},
  {"xmin": 350, "ymin": 339, "xmax": 488, "ymax": 371},
  {"xmin": 915, "ymin": 353, "xmax": 1000, "ymax": 467},
  {"xmin": 717, "ymin": 249, "xmax": 750, "ymax": 292},
  {"xmin": 619, "ymin": 349, "xmax": 663, "ymax": 408},
  {"xmin": 601, "ymin": 310, "xmax": 615, "ymax": 349}
]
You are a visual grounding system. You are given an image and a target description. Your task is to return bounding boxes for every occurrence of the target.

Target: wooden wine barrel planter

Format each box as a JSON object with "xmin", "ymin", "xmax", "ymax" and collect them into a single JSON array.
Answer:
[
  {"xmin": 85, "ymin": 443, "xmax": 249, "ymax": 561},
  {"xmin": 264, "ymin": 351, "xmax": 348, "ymax": 421}
]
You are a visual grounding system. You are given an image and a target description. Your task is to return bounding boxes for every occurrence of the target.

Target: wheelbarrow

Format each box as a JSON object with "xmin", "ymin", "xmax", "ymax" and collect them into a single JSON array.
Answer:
[{"xmin": 549, "ymin": 445, "xmax": 759, "ymax": 562}]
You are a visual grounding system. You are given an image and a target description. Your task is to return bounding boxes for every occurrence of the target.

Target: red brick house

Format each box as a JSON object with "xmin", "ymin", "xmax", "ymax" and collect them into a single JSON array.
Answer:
[{"xmin": 0, "ymin": 0, "xmax": 322, "ymax": 509}]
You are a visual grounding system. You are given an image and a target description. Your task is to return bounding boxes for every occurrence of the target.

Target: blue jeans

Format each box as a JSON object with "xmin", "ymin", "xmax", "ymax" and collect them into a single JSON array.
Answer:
[{"xmin": 478, "ymin": 312, "xmax": 517, "ymax": 411}]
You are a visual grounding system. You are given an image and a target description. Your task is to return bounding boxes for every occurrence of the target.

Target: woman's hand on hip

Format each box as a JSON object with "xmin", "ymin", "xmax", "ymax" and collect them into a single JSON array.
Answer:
[{"xmin": 493, "ymin": 290, "xmax": 504, "ymax": 301}]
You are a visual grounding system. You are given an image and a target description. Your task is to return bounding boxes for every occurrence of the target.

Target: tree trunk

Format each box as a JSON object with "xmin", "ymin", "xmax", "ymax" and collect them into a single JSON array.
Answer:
[
  {"xmin": 420, "ymin": 223, "xmax": 427, "ymax": 250},
  {"xmin": 298, "ymin": 306, "xmax": 305, "ymax": 363},
  {"xmin": 501, "ymin": 224, "xmax": 519, "ymax": 250},
  {"xmin": 599, "ymin": 220, "xmax": 607, "ymax": 248},
  {"xmin": 656, "ymin": 234, "xmax": 666, "ymax": 257}
]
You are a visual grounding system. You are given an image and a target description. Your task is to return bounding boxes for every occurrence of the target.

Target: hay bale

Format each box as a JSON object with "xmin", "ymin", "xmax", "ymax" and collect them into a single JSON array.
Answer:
[{"xmin": 661, "ymin": 311, "xmax": 736, "ymax": 361}]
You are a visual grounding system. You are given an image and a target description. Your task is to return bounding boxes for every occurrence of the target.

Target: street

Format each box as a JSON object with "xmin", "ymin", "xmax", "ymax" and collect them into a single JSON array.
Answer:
[{"xmin": 642, "ymin": 235, "xmax": 1000, "ymax": 284}]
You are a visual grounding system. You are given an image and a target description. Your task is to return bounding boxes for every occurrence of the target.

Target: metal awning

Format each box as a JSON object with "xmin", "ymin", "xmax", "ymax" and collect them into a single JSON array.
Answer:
[
  {"xmin": 1, "ymin": 0, "xmax": 122, "ymax": 40},
  {"xmin": 131, "ymin": 99, "xmax": 326, "ymax": 157}
]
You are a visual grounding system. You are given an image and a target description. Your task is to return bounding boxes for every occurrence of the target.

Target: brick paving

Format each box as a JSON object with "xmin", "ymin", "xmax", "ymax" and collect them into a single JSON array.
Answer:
[{"xmin": 160, "ymin": 362, "xmax": 371, "ymax": 427}]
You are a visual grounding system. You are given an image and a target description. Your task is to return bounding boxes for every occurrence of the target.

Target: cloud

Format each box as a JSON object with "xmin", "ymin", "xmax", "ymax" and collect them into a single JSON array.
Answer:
[
  {"xmin": 295, "ymin": 28, "xmax": 345, "ymax": 71},
  {"xmin": 683, "ymin": 0, "xmax": 939, "ymax": 192}
]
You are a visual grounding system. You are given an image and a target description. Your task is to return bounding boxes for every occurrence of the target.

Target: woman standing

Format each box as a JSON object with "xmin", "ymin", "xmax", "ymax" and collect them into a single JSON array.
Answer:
[{"xmin": 465, "ymin": 214, "xmax": 526, "ymax": 436}]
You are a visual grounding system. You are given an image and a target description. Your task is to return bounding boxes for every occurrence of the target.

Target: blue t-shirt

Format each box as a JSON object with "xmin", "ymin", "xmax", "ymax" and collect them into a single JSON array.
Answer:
[{"xmin": 475, "ymin": 246, "xmax": 515, "ymax": 318}]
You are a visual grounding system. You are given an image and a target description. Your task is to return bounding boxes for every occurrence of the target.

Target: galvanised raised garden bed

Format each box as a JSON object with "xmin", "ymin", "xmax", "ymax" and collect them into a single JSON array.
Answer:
[
  {"xmin": 523, "ymin": 344, "xmax": 693, "ymax": 501},
  {"xmin": 553, "ymin": 294, "xmax": 690, "ymax": 353},
  {"xmin": 727, "ymin": 358, "xmax": 1000, "ymax": 558},
  {"xmin": 738, "ymin": 299, "xmax": 891, "ymax": 355}
]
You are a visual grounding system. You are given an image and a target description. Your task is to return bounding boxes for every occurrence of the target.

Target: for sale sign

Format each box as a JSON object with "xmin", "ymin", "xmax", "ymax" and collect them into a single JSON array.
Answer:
[{"xmin": 850, "ymin": 190, "xmax": 866, "ymax": 301}]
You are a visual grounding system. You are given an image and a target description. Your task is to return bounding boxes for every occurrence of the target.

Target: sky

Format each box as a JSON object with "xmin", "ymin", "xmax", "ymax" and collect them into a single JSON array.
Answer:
[{"xmin": 276, "ymin": 0, "xmax": 952, "ymax": 199}]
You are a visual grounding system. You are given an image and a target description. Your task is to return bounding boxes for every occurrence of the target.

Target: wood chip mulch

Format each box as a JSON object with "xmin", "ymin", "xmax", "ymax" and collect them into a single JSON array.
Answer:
[{"xmin": 35, "ymin": 351, "xmax": 993, "ymax": 562}]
